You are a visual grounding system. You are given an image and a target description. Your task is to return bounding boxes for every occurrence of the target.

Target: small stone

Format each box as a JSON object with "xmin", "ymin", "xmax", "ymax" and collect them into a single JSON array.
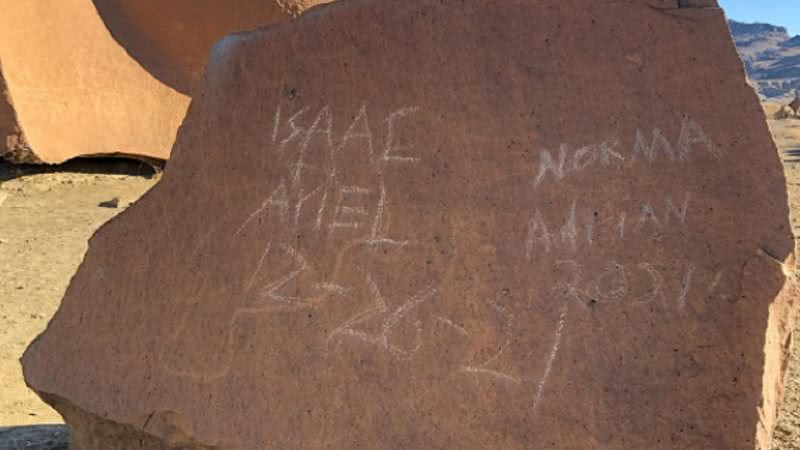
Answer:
[{"xmin": 98, "ymin": 197, "xmax": 119, "ymax": 209}]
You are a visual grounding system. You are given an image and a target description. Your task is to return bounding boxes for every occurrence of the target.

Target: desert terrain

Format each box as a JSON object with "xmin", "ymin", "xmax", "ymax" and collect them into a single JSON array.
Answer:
[
  {"xmin": 0, "ymin": 160, "xmax": 158, "ymax": 427},
  {"xmin": 767, "ymin": 104, "xmax": 800, "ymax": 449},
  {"xmin": 2, "ymin": 108, "xmax": 800, "ymax": 447}
]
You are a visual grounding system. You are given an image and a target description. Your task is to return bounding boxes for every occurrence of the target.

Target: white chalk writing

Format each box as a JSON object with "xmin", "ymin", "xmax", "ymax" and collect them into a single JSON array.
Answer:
[
  {"xmin": 525, "ymin": 193, "xmax": 692, "ymax": 260},
  {"xmin": 533, "ymin": 116, "xmax": 719, "ymax": 188},
  {"xmin": 239, "ymin": 103, "xmax": 421, "ymax": 248}
]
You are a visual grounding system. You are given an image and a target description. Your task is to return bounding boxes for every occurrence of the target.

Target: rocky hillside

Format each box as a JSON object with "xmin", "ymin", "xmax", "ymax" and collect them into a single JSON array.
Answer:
[{"xmin": 730, "ymin": 20, "xmax": 800, "ymax": 98}]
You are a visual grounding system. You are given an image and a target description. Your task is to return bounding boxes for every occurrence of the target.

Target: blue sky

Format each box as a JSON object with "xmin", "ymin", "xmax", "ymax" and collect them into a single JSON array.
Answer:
[{"xmin": 718, "ymin": 0, "xmax": 800, "ymax": 36}]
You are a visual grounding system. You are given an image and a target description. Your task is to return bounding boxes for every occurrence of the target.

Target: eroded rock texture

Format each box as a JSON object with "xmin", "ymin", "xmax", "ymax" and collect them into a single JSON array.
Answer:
[
  {"xmin": 22, "ymin": 0, "xmax": 798, "ymax": 449},
  {"xmin": 93, "ymin": 0, "xmax": 331, "ymax": 95},
  {"xmin": 0, "ymin": 0, "xmax": 327, "ymax": 164},
  {"xmin": 0, "ymin": 0, "xmax": 189, "ymax": 164},
  {"xmin": 0, "ymin": 65, "xmax": 34, "ymax": 164}
]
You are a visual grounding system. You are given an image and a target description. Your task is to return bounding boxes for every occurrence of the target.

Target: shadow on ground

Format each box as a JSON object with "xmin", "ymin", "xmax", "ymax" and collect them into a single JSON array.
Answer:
[
  {"xmin": 0, "ymin": 425, "xmax": 67, "ymax": 450},
  {"xmin": 0, "ymin": 157, "xmax": 162, "ymax": 183}
]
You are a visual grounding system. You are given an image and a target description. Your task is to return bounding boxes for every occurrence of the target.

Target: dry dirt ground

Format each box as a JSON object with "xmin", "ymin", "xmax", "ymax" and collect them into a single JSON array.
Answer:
[
  {"xmin": 768, "ymin": 107, "xmax": 800, "ymax": 449},
  {"xmin": 4, "ymin": 113, "xmax": 800, "ymax": 448},
  {"xmin": 0, "ymin": 160, "xmax": 158, "ymax": 427}
]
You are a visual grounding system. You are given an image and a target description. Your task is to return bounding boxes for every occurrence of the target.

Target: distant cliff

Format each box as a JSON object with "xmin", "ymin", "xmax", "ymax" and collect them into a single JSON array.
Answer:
[{"xmin": 729, "ymin": 20, "xmax": 800, "ymax": 98}]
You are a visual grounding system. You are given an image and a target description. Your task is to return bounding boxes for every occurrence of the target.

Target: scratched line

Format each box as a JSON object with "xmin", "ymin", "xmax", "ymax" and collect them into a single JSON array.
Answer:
[
  {"xmin": 459, "ymin": 366, "xmax": 522, "ymax": 384},
  {"xmin": 533, "ymin": 306, "xmax": 568, "ymax": 411}
]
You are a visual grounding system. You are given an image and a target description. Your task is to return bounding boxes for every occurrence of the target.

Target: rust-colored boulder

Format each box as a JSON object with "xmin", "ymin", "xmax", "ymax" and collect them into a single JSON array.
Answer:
[
  {"xmin": 0, "ymin": 67, "xmax": 31, "ymax": 163},
  {"xmin": 0, "ymin": 0, "xmax": 189, "ymax": 164},
  {"xmin": 22, "ymin": 1, "xmax": 799, "ymax": 449},
  {"xmin": 93, "ymin": 0, "xmax": 331, "ymax": 95},
  {"xmin": 0, "ymin": 0, "xmax": 328, "ymax": 164}
]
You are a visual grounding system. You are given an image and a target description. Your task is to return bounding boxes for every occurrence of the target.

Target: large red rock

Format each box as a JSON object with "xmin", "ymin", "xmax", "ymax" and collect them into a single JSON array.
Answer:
[
  {"xmin": 93, "ymin": 0, "xmax": 332, "ymax": 94},
  {"xmin": 22, "ymin": 0, "xmax": 798, "ymax": 449},
  {"xmin": 0, "ymin": 0, "xmax": 328, "ymax": 164},
  {"xmin": 0, "ymin": 0, "xmax": 189, "ymax": 164}
]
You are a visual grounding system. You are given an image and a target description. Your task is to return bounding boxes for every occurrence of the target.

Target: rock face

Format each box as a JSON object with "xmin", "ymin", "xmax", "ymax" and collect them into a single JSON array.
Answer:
[
  {"xmin": 22, "ymin": 1, "xmax": 798, "ymax": 449},
  {"xmin": 0, "ymin": 0, "xmax": 190, "ymax": 164},
  {"xmin": 93, "ymin": 0, "xmax": 331, "ymax": 95},
  {"xmin": 0, "ymin": 0, "xmax": 327, "ymax": 164},
  {"xmin": 729, "ymin": 20, "xmax": 800, "ymax": 98},
  {"xmin": 0, "ymin": 68, "xmax": 32, "ymax": 163}
]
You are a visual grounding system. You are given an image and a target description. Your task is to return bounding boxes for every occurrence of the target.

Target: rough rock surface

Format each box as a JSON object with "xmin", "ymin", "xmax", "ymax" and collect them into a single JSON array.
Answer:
[
  {"xmin": 22, "ymin": 0, "xmax": 798, "ymax": 449},
  {"xmin": 93, "ymin": 0, "xmax": 332, "ymax": 95},
  {"xmin": 0, "ymin": 67, "xmax": 34, "ymax": 164},
  {"xmin": 0, "ymin": 0, "xmax": 189, "ymax": 164},
  {"xmin": 0, "ymin": 0, "xmax": 327, "ymax": 164}
]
